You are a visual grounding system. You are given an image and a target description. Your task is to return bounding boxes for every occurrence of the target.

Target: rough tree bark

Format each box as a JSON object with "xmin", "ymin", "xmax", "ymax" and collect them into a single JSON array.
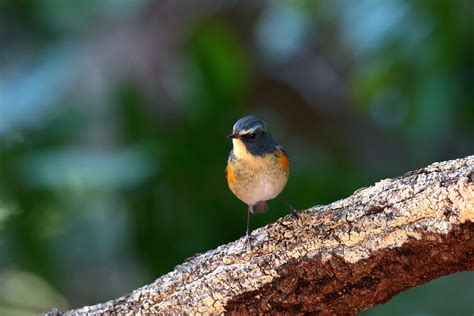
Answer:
[{"xmin": 48, "ymin": 156, "xmax": 474, "ymax": 315}]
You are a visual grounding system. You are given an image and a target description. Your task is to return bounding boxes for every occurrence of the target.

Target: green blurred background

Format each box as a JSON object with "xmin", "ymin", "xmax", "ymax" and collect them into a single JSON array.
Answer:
[{"xmin": 0, "ymin": 1, "xmax": 473, "ymax": 315}]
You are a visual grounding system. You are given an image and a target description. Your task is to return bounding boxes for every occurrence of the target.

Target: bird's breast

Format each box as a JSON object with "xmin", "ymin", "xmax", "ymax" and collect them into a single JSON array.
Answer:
[{"xmin": 227, "ymin": 150, "xmax": 289, "ymax": 205}]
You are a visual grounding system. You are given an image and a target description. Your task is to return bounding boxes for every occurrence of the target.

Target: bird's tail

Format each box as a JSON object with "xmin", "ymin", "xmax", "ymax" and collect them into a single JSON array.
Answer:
[{"xmin": 250, "ymin": 201, "xmax": 268, "ymax": 214}]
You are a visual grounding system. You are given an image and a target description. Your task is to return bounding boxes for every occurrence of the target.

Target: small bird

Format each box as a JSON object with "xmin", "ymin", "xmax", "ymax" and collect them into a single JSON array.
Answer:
[{"xmin": 225, "ymin": 115, "xmax": 298, "ymax": 238}]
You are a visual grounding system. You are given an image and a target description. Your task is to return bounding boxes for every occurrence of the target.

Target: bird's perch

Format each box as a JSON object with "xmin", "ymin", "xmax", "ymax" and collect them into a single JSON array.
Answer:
[{"xmin": 49, "ymin": 156, "xmax": 474, "ymax": 315}]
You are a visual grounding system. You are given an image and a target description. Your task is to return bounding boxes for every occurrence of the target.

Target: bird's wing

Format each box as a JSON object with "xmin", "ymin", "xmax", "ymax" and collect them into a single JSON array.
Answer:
[
  {"xmin": 276, "ymin": 144, "xmax": 290, "ymax": 160},
  {"xmin": 276, "ymin": 144, "xmax": 290, "ymax": 172}
]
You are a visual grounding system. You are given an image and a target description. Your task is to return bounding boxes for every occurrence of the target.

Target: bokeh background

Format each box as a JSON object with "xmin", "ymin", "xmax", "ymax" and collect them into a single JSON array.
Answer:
[{"xmin": 0, "ymin": 1, "xmax": 473, "ymax": 315}]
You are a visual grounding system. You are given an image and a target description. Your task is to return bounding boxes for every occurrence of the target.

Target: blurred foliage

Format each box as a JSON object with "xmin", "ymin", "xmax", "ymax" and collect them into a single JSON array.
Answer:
[{"xmin": 0, "ymin": 0, "xmax": 473, "ymax": 314}]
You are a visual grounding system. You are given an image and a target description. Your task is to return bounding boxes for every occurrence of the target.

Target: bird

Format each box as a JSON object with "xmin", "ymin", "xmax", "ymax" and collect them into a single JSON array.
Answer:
[{"xmin": 225, "ymin": 115, "xmax": 298, "ymax": 239}]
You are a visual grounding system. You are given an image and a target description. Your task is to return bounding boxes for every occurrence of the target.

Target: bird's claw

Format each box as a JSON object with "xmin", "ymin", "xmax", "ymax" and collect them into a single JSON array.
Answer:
[
  {"xmin": 245, "ymin": 233, "xmax": 254, "ymax": 250},
  {"xmin": 289, "ymin": 204, "xmax": 300, "ymax": 220}
]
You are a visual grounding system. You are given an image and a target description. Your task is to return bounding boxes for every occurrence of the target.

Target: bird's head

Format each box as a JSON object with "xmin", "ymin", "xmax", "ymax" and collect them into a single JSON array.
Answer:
[{"xmin": 228, "ymin": 116, "xmax": 276, "ymax": 158}]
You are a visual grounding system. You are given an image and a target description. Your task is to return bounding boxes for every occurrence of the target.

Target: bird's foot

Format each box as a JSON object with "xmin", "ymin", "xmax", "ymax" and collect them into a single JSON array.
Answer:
[
  {"xmin": 245, "ymin": 230, "xmax": 254, "ymax": 250},
  {"xmin": 289, "ymin": 204, "xmax": 300, "ymax": 220},
  {"xmin": 277, "ymin": 196, "xmax": 301, "ymax": 221}
]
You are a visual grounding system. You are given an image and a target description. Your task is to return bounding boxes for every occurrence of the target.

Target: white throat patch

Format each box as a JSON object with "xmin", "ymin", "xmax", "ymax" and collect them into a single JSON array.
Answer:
[{"xmin": 232, "ymin": 138, "xmax": 253, "ymax": 160}]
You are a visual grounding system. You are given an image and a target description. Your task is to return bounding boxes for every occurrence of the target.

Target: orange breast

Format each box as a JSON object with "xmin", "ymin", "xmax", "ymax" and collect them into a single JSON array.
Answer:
[
  {"xmin": 277, "ymin": 147, "xmax": 290, "ymax": 172},
  {"xmin": 226, "ymin": 162, "xmax": 234, "ymax": 185}
]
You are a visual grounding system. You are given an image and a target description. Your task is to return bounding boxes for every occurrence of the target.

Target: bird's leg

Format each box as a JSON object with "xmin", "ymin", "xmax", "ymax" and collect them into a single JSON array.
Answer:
[
  {"xmin": 288, "ymin": 204, "xmax": 300, "ymax": 219},
  {"xmin": 246, "ymin": 206, "xmax": 251, "ymax": 236},
  {"xmin": 245, "ymin": 206, "xmax": 253, "ymax": 249},
  {"xmin": 278, "ymin": 196, "xmax": 300, "ymax": 219}
]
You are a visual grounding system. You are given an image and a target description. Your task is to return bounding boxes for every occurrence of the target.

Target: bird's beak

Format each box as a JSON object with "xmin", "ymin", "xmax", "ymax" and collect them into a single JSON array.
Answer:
[{"xmin": 228, "ymin": 133, "xmax": 240, "ymax": 139}]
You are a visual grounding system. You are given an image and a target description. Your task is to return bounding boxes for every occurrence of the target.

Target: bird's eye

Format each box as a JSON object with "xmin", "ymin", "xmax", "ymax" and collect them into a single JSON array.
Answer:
[{"xmin": 248, "ymin": 133, "xmax": 256, "ymax": 140}]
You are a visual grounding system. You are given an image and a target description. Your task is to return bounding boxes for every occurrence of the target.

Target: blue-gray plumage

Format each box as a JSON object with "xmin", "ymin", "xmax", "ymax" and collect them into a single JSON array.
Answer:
[
  {"xmin": 229, "ymin": 116, "xmax": 279, "ymax": 156},
  {"xmin": 226, "ymin": 115, "xmax": 298, "ymax": 239},
  {"xmin": 231, "ymin": 116, "xmax": 265, "ymax": 135}
]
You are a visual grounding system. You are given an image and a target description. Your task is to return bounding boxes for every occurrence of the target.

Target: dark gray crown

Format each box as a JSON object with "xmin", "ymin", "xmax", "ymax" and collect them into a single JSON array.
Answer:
[{"xmin": 232, "ymin": 116, "xmax": 266, "ymax": 134}]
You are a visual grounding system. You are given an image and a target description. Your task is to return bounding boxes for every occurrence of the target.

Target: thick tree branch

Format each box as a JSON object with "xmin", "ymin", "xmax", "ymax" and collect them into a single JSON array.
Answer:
[{"xmin": 49, "ymin": 156, "xmax": 474, "ymax": 315}]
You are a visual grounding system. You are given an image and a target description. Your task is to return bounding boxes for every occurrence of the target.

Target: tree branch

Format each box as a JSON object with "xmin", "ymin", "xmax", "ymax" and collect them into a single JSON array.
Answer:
[{"xmin": 48, "ymin": 156, "xmax": 474, "ymax": 315}]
